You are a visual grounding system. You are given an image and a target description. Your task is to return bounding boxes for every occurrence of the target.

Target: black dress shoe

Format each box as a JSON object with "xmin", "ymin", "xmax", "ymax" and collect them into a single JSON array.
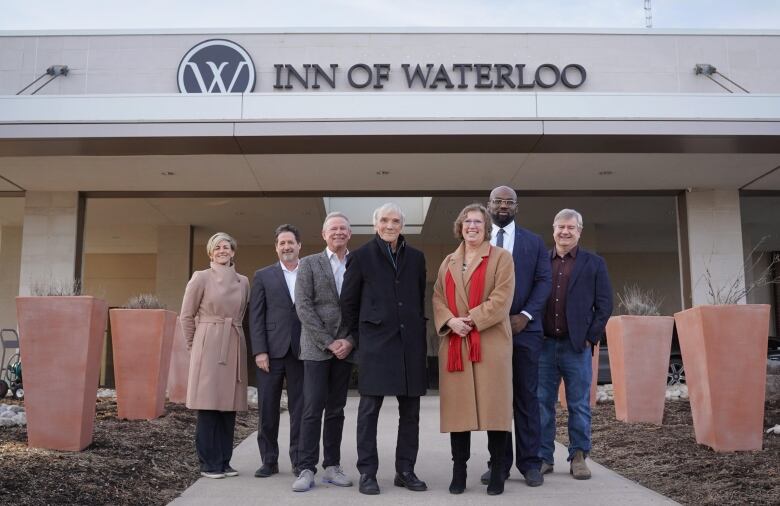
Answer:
[
  {"xmin": 522, "ymin": 468, "xmax": 544, "ymax": 487},
  {"xmin": 359, "ymin": 474, "xmax": 380, "ymax": 495},
  {"xmin": 394, "ymin": 471, "xmax": 427, "ymax": 491},
  {"xmin": 480, "ymin": 466, "xmax": 509, "ymax": 485},
  {"xmin": 254, "ymin": 463, "xmax": 279, "ymax": 478}
]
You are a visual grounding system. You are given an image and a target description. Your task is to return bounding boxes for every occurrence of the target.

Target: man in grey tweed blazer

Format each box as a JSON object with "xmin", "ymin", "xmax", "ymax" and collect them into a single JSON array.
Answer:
[{"xmin": 292, "ymin": 211, "xmax": 357, "ymax": 493}]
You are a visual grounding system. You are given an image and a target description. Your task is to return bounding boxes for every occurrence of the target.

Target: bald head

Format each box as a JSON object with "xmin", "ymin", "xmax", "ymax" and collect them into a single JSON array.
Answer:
[
  {"xmin": 489, "ymin": 186, "xmax": 517, "ymax": 201},
  {"xmin": 487, "ymin": 185, "xmax": 518, "ymax": 227}
]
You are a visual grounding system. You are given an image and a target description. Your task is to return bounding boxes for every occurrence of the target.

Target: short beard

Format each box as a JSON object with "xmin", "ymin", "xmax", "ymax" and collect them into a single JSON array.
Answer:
[{"xmin": 491, "ymin": 212, "xmax": 515, "ymax": 228}]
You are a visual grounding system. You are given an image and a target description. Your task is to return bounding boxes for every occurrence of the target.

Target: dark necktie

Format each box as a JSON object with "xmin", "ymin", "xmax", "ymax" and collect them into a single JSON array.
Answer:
[{"xmin": 497, "ymin": 228, "xmax": 505, "ymax": 248}]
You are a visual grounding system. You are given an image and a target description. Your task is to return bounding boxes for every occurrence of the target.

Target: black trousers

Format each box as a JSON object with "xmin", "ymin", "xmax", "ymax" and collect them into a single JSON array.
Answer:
[
  {"xmin": 256, "ymin": 349, "xmax": 304, "ymax": 470},
  {"xmin": 196, "ymin": 410, "xmax": 236, "ymax": 473},
  {"xmin": 356, "ymin": 394, "xmax": 420, "ymax": 475},
  {"xmin": 451, "ymin": 430, "xmax": 507, "ymax": 466},
  {"xmin": 501, "ymin": 335, "xmax": 543, "ymax": 473},
  {"xmin": 298, "ymin": 358, "xmax": 353, "ymax": 473}
]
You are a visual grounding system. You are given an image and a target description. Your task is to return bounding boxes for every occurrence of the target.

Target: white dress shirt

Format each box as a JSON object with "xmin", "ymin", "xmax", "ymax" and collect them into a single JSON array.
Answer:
[
  {"xmin": 490, "ymin": 220, "xmax": 516, "ymax": 254},
  {"xmin": 280, "ymin": 261, "xmax": 298, "ymax": 303},
  {"xmin": 326, "ymin": 247, "xmax": 349, "ymax": 296},
  {"xmin": 490, "ymin": 220, "xmax": 532, "ymax": 321}
]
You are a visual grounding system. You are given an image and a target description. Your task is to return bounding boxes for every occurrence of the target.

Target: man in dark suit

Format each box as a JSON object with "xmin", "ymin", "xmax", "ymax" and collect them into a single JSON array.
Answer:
[
  {"xmin": 341, "ymin": 203, "xmax": 428, "ymax": 496},
  {"xmin": 249, "ymin": 224, "xmax": 305, "ymax": 478},
  {"xmin": 481, "ymin": 185, "xmax": 552, "ymax": 488},
  {"xmin": 538, "ymin": 209, "xmax": 612, "ymax": 480}
]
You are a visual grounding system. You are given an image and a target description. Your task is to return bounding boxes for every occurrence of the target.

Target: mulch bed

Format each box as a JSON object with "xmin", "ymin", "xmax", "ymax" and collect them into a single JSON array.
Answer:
[
  {"xmin": 1, "ymin": 397, "xmax": 778, "ymax": 505},
  {"xmin": 0, "ymin": 399, "xmax": 256, "ymax": 505},
  {"xmin": 559, "ymin": 399, "xmax": 780, "ymax": 505}
]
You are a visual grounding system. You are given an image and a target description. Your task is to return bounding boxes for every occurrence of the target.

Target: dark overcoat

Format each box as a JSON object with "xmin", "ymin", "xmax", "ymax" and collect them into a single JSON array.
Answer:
[{"xmin": 341, "ymin": 234, "xmax": 428, "ymax": 397}]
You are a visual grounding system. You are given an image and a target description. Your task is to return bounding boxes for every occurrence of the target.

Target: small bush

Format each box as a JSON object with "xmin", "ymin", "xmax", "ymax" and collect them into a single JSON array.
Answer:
[
  {"xmin": 29, "ymin": 278, "xmax": 82, "ymax": 296},
  {"xmin": 123, "ymin": 293, "xmax": 166, "ymax": 310},
  {"xmin": 617, "ymin": 284, "xmax": 663, "ymax": 316}
]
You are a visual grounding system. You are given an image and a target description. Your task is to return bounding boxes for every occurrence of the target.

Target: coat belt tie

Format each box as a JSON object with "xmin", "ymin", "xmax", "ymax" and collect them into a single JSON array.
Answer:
[{"xmin": 199, "ymin": 316, "xmax": 243, "ymax": 383}]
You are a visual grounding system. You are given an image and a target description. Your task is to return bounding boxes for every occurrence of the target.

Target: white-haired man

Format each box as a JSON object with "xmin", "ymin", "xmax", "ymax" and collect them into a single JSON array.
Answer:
[
  {"xmin": 341, "ymin": 202, "xmax": 429, "ymax": 495},
  {"xmin": 538, "ymin": 209, "xmax": 612, "ymax": 480},
  {"xmin": 292, "ymin": 212, "xmax": 357, "ymax": 492}
]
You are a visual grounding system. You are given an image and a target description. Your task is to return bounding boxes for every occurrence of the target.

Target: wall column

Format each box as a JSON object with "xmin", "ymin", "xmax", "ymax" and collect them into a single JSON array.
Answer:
[
  {"xmin": 680, "ymin": 190, "xmax": 746, "ymax": 307},
  {"xmin": 0, "ymin": 226, "xmax": 22, "ymax": 329},
  {"xmin": 156, "ymin": 225, "xmax": 192, "ymax": 312},
  {"xmin": 18, "ymin": 192, "xmax": 80, "ymax": 296}
]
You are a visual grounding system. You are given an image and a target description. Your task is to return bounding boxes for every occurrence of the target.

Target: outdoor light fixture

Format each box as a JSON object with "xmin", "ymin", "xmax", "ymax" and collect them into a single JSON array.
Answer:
[
  {"xmin": 693, "ymin": 63, "xmax": 750, "ymax": 93},
  {"xmin": 16, "ymin": 65, "xmax": 70, "ymax": 95}
]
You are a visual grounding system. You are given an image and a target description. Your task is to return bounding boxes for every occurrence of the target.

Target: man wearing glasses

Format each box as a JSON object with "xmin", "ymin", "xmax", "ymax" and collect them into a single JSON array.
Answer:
[{"xmin": 481, "ymin": 186, "xmax": 552, "ymax": 489}]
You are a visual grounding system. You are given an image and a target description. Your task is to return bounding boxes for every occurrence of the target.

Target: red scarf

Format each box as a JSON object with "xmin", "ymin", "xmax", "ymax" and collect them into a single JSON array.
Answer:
[{"xmin": 444, "ymin": 246, "xmax": 491, "ymax": 372}]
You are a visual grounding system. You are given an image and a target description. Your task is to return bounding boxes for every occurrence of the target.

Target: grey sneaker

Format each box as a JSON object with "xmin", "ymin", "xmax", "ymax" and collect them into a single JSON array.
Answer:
[
  {"xmin": 200, "ymin": 470, "xmax": 225, "ymax": 479},
  {"xmin": 322, "ymin": 465, "xmax": 353, "ymax": 487},
  {"xmin": 292, "ymin": 469, "xmax": 315, "ymax": 492},
  {"xmin": 540, "ymin": 462, "xmax": 554, "ymax": 475}
]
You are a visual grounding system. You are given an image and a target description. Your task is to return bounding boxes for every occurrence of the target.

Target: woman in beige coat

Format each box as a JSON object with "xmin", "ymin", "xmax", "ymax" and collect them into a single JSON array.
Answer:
[
  {"xmin": 181, "ymin": 232, "xmax": 250, "ymax": 479},
  {"xmin": 432, "ymin": 203, "xmax": 515, "ymax": 496}
]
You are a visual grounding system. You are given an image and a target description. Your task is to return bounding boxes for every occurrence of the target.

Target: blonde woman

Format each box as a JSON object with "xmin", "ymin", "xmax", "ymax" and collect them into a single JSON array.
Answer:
[{"xmin": 181, "ymin": 232, "xmax": 250, "ymax": 479}]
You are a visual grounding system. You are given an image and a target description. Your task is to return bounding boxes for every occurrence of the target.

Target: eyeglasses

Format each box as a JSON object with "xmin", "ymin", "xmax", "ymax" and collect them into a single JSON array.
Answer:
[
  {"xmin": 464, "ymin": 219, "xmax": 484, "ymax": 226},
  {"xmin": 489, "ymin": 199, "xmax": 517, "ymax": 206}
]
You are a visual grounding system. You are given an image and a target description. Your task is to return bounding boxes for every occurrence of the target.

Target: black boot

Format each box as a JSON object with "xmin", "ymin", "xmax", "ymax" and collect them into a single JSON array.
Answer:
[
  {"xmin": 486, "ymin": 431, "xmax": 507, "ymax": 496},
  {"xmin": 449, "ymin": 432, "xmax": 470, "ymax": 494}
]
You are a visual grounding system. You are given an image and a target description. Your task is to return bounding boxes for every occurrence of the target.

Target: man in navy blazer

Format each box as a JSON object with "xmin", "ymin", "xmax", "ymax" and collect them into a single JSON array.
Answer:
[
  {"xmin": 249, "ymin": 224, "xmax": 305, "ymax": 478},
  {"xmin": 481, "ymin": 186, "xmax": 552, "ymax": 488},
  {"xmin": 538, "ymin": 209, "xmax": 613, "ymax": 480}
]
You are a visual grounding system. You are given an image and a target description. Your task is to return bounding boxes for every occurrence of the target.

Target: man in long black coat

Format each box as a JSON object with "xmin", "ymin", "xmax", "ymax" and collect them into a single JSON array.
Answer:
[{"xmin": 341, "ymin": 202, "xmax": 428, "ymax": 496}]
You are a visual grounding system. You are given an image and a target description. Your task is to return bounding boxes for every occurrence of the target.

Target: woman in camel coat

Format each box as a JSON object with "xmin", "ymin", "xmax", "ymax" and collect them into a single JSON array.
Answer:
[
  {"xmin": 181, "ymin": 232, "xmax": 250, "ymax": 479},
  {"xmin": 432, "ymin": 203, "xmax": 515, "ymax": 496}
]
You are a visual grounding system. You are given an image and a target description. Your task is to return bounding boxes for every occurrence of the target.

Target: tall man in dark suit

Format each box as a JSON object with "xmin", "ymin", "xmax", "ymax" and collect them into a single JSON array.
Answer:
[
  {"xmin": 292, "ymin": 212, "xmax": 356, "ymax": 492},
  {"xmin": 249, "ymin": 224, "xmax": 305, "ymax": 478},
  {"xmin": 481, "ymin": 186, "xmax": 552, "ymax": 488},
  {"xmin": 341, "ymin": 203, "xmax": 428, "ymax": 496},
  {"xmin": 538, "ymin": 209, "xmax": 612, "ymax": 480}
]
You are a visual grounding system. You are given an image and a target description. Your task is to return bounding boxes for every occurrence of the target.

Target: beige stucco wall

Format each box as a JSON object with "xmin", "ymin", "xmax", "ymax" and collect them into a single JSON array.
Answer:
[
  {"xmin": 0, "ymin": 226, "xmax": 22, "ymax": 330},
  {"xmin": 82, "ymin": 253, "xmax": 156, "ymax": 307}
]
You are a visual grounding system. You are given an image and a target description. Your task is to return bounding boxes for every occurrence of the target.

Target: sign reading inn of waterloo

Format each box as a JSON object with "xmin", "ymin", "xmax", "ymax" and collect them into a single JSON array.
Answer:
[{"xmin": 177, "ymin": 38, "xmax": 587, "ymax": 94}]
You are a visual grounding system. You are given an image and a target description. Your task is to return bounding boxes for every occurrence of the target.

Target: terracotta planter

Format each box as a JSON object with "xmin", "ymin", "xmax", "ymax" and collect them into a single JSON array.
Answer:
[
  {"xmin": 16, "ymin": 296, "xmax": 107, "ymax": 451},
  {"xmin": 166, "ymin": 317, "xmax": 190, "ymax": 404},
  {"xmin": 559, "ymin": 342, "xmax": 600, "ymax": 409},
  {"xmin": 606, "ymin": 315, "xmax": 674, "ymax": 424},
  {"xmin": 674, "ymin": 304, "xmax": 770, "ymax": 452},
  {"xmin": 109, "ymin": 309, "xmax": 177, "ymax": 420}
]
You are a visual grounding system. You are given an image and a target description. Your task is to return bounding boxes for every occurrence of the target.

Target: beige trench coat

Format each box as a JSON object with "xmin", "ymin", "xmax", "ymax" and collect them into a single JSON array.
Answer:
[
  {"xmin": 181, "ymin": 262, "xmax": 250, "ymax": 412},
  {"xmin": 432, "ymin": 241, "xmax": 515, "ymax": 433}
]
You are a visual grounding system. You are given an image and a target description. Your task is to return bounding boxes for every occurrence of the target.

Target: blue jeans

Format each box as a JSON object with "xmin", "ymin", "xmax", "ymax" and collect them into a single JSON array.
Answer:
[{"xmin": 538, "ymin": 337, "xmax": 592, "ymax": 464}]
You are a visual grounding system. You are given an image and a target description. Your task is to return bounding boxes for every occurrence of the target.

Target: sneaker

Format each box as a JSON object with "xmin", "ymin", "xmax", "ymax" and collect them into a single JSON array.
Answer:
[
  {"xmin": 224, "ymin": 466, "xmax": 239, "ymax": 477},
  {"xmin": 570, "ymin": 450, "xmax": 591, "ymax": 480},
  {"xmin": 292, "ymin": 469, "xmax": 315, "ymax": 492},
  {"xmin": 540, "ymin": 462, "xmax": 554, "ymax": 475},
  {"xmin": 201, "ymin": 470, "xmax": 225, "ymax": 479},
  {"xmin": 322, "ymin": 465, "xmax": 353, "ymax": 487}
]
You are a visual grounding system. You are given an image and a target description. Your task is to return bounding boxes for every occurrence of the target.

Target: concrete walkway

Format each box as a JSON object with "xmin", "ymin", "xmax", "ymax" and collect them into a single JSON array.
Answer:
[{"xmin": 170, "ymin": 396, "xmax": 677, "ymax": 505}]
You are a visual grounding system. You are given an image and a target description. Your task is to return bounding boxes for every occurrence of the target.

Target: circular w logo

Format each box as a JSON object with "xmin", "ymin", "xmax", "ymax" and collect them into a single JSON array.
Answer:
[{"xmin": 177, "ymin": 39, "xmax": 256, "ymax": 94}]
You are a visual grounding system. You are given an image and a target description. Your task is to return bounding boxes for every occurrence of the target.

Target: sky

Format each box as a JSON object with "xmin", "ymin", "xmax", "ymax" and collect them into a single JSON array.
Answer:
[{"xmin": 1, "ymin": 0, "xmax": 779, "ymax": 30}]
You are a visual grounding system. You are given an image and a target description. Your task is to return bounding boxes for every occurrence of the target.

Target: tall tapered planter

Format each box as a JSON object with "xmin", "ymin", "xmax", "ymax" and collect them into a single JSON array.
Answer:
[
  {"xmin": 109, "ymin": 309, "xmax": 177, "ymax": 420},
  {"xmin": 559, "ymin": 342, "xmax": 600, "ymax": 409},
  {"xmin": 166, "ymin": 317, "xmax": 190, "ymax": 404},
  {"xmin": 606, "ymin": 315, "xmax": 674, "ymax": 424},
  {"xmin": 16, "ymin": 296, "xmax": 107, "ymax": 451},
  {"xmin": 674, "ymin": 304, "xmax": 770, "ymax": 452}
]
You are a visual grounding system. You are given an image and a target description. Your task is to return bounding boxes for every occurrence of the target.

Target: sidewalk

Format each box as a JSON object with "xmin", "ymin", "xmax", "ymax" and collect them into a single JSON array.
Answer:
[{"xmin": 170, "ymin": 396, "xmax": 677, "ymax": 505}]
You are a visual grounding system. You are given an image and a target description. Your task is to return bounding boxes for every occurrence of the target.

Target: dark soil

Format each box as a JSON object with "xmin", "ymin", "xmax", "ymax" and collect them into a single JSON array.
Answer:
[
  {"xmin": 557, "ymin": 399, "xmax": 780, "ymax": 506},
  {"xmin": 1, "ymin": 398, "xmax": 778, "ymax": 505},
  {"xmin": 0, "ymin": 399, "xmax": 256, "ymax": 505}
]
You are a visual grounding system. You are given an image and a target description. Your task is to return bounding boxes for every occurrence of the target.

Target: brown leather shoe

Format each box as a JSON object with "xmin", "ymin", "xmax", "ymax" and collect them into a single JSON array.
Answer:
[{"xmin": 570, "ymin": 451, "xmax": 591, "ymax": 480}]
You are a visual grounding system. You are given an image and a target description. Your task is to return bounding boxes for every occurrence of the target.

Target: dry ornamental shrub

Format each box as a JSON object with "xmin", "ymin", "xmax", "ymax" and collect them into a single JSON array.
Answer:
[
  {"xmin": 123, "ymin": 293, "xmax": 166, "ymax": 310},
  {"xmin": 617, "ymin": 284, "xmax": 663, "ymax": 316}
]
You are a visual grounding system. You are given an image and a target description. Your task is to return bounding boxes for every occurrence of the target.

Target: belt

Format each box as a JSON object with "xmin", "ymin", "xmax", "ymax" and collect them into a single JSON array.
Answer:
[{"xmin": 199, "ymin": 316, "xmax": 243, "ymax": 382}]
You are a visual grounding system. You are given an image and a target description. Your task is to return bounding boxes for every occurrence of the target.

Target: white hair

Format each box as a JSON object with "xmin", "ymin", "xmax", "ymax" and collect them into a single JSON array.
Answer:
[
  {"xmin": 322, "ymin": 211, "xmax": 351, "ymax": 231},
  {"xmin": 372, "ymin": 202, "xmax": 405, "ymax": 226},
  {"xmin": 553, "ymin": 209, "xmax": 583, "ymax": 230}
]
